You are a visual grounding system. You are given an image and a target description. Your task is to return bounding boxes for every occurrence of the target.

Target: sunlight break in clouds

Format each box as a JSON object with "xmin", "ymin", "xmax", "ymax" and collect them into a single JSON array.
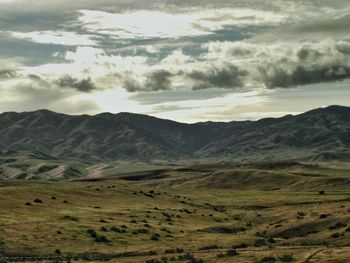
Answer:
[
  {"xmin": 77, "ymin": 8, "xmax": 287, "ymax": 39},
  {"xmin": 8, "ymin": 31, "xmax": 97, "ymax": 46}
]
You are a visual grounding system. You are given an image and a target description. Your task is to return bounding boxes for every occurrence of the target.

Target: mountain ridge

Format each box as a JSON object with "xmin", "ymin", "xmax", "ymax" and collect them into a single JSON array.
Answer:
[{"xmin": 0, "ymin": 105, "xmax": 349, "ymax": 162}]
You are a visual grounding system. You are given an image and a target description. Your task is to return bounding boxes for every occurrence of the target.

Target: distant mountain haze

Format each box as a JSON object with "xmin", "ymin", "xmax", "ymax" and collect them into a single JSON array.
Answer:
[{"xmin": 0, "ymin": 105, "xmax": 349, "ymax": 162}]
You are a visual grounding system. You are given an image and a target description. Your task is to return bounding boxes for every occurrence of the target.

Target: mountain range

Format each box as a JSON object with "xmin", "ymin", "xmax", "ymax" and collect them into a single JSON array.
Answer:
[{"xmin": 0, "ymin": 105, "xmax": 349, "ymax": 163}]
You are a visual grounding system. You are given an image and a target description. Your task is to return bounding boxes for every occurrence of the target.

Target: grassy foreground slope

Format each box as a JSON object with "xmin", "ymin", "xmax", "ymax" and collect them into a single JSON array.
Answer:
[{"xmin": 0, "ymin": 163, "xmax": 350, "ymax": 262}]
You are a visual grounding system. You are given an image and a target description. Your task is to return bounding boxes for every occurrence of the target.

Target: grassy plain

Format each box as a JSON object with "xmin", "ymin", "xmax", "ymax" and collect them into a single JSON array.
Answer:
[{"xmin": 0, "ymin": 162, "xmax": 349, "ymax": 262}]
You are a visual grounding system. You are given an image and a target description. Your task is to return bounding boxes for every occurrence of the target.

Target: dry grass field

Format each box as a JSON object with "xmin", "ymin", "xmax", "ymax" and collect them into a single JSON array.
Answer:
[{"xmin": 0, "ymin": 162, "xmax": 349, "ymax": 262}]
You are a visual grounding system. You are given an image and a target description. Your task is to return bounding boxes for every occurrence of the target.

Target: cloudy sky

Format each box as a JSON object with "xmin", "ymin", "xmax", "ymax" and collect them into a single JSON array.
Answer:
[{"xmin": 0, "ymin": 0, "xmax": 350, "ymax": 122}]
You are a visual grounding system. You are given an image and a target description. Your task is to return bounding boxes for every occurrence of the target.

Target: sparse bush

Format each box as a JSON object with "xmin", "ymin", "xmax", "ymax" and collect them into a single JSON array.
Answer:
[
  {"xmin": 164, "ymin": 249, "xmax": 176, "ymax": 254},
  {"xmin": 176, "ymin": 247, "xmax": 184, "ymax": 253},
  {"xmin": 33, "ymin": 198, "xmax": 42, "ymax": 203},
  {"xmin": 63, "ymin": 215, "xmax": 79, "ymax": 221},
  {"xmin": 133, "ymin": 228, "xmax": 149, "ymax": 235},
  {"xmin": 329, "ymin": 222, "xmax": 347, "ymax": 230},
  {"xmin": 226, "ymin": 249, "xmax": 238, "ymax": 256},
  {"xmin": 259, "ymin": 256, "xmax": 276, "ymax": 263},
  {"xmin": 111, "ymin": 226, "xmax": 127, "ymax": 233},
  {"xmin": 232, "ymin": 243, "xmax": 248, "ymax": 249},
  {"xmin": 86, "ymin": 229, "xmax": 97, "ymax": 238},
  {"xmin": 100, "ymin": 227, "xmax": 108, "ymax": 232},
  {"xmin": 279, "ymin": 254, "xmax": 294, "ymax": 262},
  {"xmin": 94, "ymin": 235, "xmax": 110, "ymax": 243},
  {"xmin": 150, "ymin": 233, "xmax": 160, "ymax": 241},
  {"xmin": 319, "ymin": 214, "xmax": 329, "ymax": 219},
  {"xmin": 233, "ymin": 214, "xmax": 242, "ymax": 221},
  {"xmin": 331, "ymin": 232, "xmax": 344, "ymax": 238},
  {"xmin": 268, "ymin": 237, "xmax": 276, "ymax": 243},
  {"xmin": 160, "ymin": 227, "xmax": 171, "ymax": 233},
  {"xmin": 296, "ymin": 211, "xmax": 305, "ymax": 219},
  {"xmin": 202, "ymin": 226, "xmax": 246, "ymax": 234},
  {"xmin": 54, "ymin": 249, "xmax": 61, "ymax": 254},
  {"xmin": 254, "ymin": 239, "xmax": 267, "ymax": 247},
  {"xmin": 198, "ymin": 244, "xmax": 219, "ymax": 250}
]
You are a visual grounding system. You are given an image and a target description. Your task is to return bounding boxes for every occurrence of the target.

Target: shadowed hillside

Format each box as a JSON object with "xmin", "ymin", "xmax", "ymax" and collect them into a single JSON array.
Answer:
[{"xmin": 0, "ymin": 105, "xmax": 349, "ymax": 163}]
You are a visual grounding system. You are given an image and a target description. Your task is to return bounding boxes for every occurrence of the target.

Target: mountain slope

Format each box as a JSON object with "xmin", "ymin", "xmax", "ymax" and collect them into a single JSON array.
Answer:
[
  {"xmin": 0, "ymin": 105, "xmax": 349, "ymax": 162},
  {"xmin": 197, "ymin": 105, "xmax": 350, "ymax": 161}
]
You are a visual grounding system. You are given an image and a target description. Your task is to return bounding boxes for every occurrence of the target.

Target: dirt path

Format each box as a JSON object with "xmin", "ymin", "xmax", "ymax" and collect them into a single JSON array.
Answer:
[{"xmin": 303, "ymin": 248, "xmax": 327, "ymax": 263}]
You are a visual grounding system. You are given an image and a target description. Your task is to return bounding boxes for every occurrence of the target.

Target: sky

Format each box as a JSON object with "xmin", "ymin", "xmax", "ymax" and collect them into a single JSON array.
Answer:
[{"xmin": 0, "ymin": 0, "xmax": 350, "ymax": 123}]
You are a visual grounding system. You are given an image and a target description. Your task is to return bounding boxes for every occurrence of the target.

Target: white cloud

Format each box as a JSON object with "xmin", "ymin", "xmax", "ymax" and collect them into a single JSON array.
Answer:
[
  {"xmin": 7, "ymin": 31, "xmax": 97, "ymax": 46},
  {"xmin": 77, "ymin": 8, "xmax": 288, "ymax": 40},
  {"xmin": 78, "ymin": 10, "xmax": 205, "ymax": 39}
]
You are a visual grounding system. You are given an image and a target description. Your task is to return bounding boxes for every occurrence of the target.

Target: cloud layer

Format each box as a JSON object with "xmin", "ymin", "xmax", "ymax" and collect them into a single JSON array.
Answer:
[{"xmin": 0, "ymin": 0, "xmax": 349, "ymax": 122}]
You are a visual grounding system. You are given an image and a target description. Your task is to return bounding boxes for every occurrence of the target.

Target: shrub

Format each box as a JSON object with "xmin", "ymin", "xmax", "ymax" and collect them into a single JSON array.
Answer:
[
  {"xmin": 86, "ymin": 229, "xmax": 97, "ymax": 238},
  {"xmin": 33, "ymin": 198, "xmax": 43, "ymax": 203},
  {"xmin": 133, "ymin": 228, "xmax": 149, "ymax": 235},
  {"xmin": 94, "ymin": 235, "xmax": 110, "ymax": 243},
  {"xmin": 150, "ymin": 233, "xmax": 160, "ymax": 241},
  {"xmin": 176, "ymin": 248, "xmax": 185, "ymax": 253},
  {"xmin": 226, "ymin": 249, "xmax": 238, "ymax": 256},
  {"xmin": 254, "ymin": 239, "xmax": 267, "ymax": 247},
  {"xmin": 331, "ymin": 232, "xmax": 343, "ymax": 238},
  {"xmin": 279, "ymin": 254, "xmax": 294, "ymax": 262},
  {"xmin": 100, "ymin": 227, "xmax": 108, "ymax": 232},
  {"xmin": 198, "ymin": 244, "xmax": 219, "ymax": 250},
  {"xmin": 164, "ymin": 249, "xmax": 176, "ymax": 254},
  {"xmin": 329, "ymin": 222, "xmax": 347, "ymax": 230},
  {"xmin": 268, "ymin": 237, "xmax": 276, "ymax": 243},
  {"xmin": 202, "ymin": 226, "xmax": 246, "ymax": 234},
  {"xmin": 260, "ymin": 256, "xmax": 276, "ymax": 263},
  {"xmin": 232, "ymin": 243, "xmax": 248, "ymax": 249},
  {"xmin": 63, "ymin": 215, "xmax": 79, "ymax": 221},
  {"xmin": 319, "ymin": 214, "xmax": 329, "ymax": 219},
  {"xmin": 111, "ymin": 226, "xmax": 126, "ymax": 233}
]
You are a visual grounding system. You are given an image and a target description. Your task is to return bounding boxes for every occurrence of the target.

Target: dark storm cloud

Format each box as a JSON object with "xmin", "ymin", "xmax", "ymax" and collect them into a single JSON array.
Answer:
[
  {"xmin": 117, "ymin": 70, "xmax": 174, "ymax": 92},
  {"xmin": 119, "ymin": 64, "xmax": 248, "ymax": 92},
  {"xmin": 145, "ymin": 70, "xmax": 173, "ymax": 91},
  {"xmin": 258, "ymin": 41, "xmax": 350, "ymax": 88},
  {"xmin": 186, "ymin": 64, "xmax": 248, "ymax": 90},
  {"xmin": 260, "ymin": 65, "xmax": 350, "ymax": 89},
  {"xmin": 55, "ymin": 75, "xmax": 97, "ymax": 92}
]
